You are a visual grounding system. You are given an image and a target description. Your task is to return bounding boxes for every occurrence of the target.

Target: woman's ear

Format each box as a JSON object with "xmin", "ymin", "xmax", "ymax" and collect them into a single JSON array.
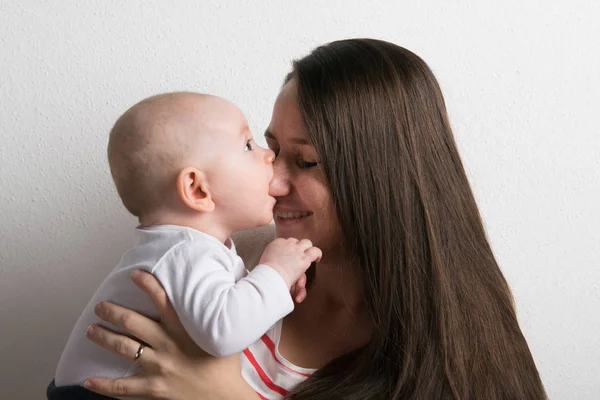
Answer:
[{"xmin": 176, "ymin": 167, "xmax": 215, "ymax": 212}]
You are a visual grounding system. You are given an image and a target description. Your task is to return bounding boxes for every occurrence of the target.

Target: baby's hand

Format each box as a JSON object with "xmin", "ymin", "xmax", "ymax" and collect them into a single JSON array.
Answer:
[
  {"xmin": 259, "ymin": 238, "xmax": 321, "ymax": 290},
  {"xmin": 290, "ymin": 273, "xmax": 307, "ymax": 303}
]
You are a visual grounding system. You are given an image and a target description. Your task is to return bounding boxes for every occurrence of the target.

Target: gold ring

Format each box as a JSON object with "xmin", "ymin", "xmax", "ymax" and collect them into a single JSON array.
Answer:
[{"xmin": 134, "ymin": 344, "xmax": 144, "ymax": 364}]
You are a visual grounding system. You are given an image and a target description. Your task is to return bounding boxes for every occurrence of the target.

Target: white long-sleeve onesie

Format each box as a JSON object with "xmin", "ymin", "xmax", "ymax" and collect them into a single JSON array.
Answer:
[{"xmin": 55, "ymin": 224, "xmax": 293, "ymax": 386}]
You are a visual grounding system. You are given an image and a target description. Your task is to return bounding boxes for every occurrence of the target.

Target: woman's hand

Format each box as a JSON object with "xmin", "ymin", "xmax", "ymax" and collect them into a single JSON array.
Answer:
[{"xmin": 84, "ymin": 270, "xmax": 257, "ymax": 399}]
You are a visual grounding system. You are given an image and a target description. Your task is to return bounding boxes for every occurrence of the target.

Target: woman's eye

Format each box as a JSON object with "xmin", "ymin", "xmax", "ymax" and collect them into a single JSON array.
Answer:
[
  {"xmin": 244, "ymin": 140, "xmax": 253, "ymax": 151},
  {"xmin": 297, "ymin": 156, "xmax": 318, "ymax": 169}
]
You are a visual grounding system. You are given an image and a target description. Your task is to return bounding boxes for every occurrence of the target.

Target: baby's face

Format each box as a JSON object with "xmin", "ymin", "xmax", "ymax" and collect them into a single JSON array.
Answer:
[{"xmin": 197, "ymin": 101, "xmax": 276, "ymax": 232}]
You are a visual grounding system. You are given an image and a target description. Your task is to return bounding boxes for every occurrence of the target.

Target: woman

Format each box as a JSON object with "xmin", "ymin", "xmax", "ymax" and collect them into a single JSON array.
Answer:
[{"xmin": 72, "ymin": 39, "xmax": 547, "ymax": 399}]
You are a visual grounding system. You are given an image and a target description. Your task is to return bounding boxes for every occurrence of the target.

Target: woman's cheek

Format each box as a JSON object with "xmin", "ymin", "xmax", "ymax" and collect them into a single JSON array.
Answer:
[{"xmin": 310, "ymin": 186, "xmax": 342, "ymax": 249}]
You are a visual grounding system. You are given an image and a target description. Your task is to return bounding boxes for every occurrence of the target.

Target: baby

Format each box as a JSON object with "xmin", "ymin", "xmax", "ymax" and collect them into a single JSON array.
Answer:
[{"xmin": 54, "ymin": 92, "xmax": 321, "ymax": 389}]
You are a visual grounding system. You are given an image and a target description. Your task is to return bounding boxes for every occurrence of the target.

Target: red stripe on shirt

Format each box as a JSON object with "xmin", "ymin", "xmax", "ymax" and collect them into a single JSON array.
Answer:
[
  {"xmin": 255, "ymin": 392, "xmax": 268, "ymax": 400},
  {"xmin": 260, "ymin": 334, "xmax": 313, "ymax": 378},
  {"xmin": 243, "ymin": 348, "xmax": 289, "ymax": 396}
]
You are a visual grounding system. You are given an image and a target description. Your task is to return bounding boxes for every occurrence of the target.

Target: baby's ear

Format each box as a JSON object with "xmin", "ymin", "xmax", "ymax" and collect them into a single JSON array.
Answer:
[{"xmin": 176, "ymin": 167, "xmax": 215, "ymax": 212}]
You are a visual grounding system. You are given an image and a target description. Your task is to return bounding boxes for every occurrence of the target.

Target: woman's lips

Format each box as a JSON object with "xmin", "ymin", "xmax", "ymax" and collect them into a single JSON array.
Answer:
[
  {"xmin": 274, "ymin": 210, "xmax": 313, "ymax": 224},
  {"xmin": 275, "ymin": 211, "xmax": 312, "ymax": 219}
]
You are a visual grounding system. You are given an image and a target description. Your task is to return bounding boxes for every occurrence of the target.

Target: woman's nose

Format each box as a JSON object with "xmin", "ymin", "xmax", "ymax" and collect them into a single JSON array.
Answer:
[{"xmin": 269, "ymin": 157, "xmax": 291, "ymax": 197}]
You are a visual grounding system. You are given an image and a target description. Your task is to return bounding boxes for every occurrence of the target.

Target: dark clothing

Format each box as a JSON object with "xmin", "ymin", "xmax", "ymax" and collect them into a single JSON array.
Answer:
[{"xmin": 47, "ymin": 380, "xmax": 117, "ymax": 400}]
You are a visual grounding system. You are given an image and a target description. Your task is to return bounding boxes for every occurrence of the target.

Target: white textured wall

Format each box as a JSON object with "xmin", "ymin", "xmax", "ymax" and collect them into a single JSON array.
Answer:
[{"xmin": 1, "ymin": 1, "xmax": 599, "ymax": 398}]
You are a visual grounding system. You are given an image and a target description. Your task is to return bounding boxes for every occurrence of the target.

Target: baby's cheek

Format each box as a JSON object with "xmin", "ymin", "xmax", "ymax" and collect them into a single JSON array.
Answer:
[{"xmin": 266, "ymin": 209, "xmax": 275, "ymax": 224}]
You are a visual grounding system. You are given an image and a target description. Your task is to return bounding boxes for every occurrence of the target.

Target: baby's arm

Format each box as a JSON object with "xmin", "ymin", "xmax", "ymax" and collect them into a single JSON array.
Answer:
[{"xmin": 152, "ymin": 241, "xmax": 303, "ymax": 357}]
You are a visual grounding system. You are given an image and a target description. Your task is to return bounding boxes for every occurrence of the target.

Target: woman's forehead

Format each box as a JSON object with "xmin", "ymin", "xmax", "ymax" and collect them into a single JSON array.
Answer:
[
  {"xmin": 264, "ymin": 128, "xmax": 310, "ymax": 148},
  {"xmin": 268, "ymin": 81, "xmax": 309, "ymax": 142}
]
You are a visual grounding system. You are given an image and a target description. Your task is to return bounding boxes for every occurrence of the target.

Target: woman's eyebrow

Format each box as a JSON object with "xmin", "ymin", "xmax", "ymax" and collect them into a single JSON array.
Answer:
[
  {"xmin": 264, "ymin": 130, "xmax": 310, "ymax": 146},
  {"xmin": 264, "ymin": 130, "xmax": 276, "ymax": 140}
]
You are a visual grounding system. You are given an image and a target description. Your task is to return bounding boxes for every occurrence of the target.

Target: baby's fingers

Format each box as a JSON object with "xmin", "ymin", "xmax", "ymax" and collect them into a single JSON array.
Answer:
[
  {"xmin": 297, "ymin": 239, "xmax": 313, "ymax": 251},
  {"xmin": 290, "ymin": 274, "xmax": 306, "ymax": 303},
  {"xmin": 304, "ymin": 247, "xmax": 322, "ymax": 262},
  {"xmin": 296, "ymin": 273, "xmax": 307, "ymax": 289},
  {"xmin": 294, "ymin": 286, "xmax": 307, "ymax": 303}
]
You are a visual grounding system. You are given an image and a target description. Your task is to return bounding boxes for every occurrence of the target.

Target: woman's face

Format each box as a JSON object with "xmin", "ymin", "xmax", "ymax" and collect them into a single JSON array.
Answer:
[{"xmin": 266, "ymin": 80, "xmax": 341, "ymax": 253}]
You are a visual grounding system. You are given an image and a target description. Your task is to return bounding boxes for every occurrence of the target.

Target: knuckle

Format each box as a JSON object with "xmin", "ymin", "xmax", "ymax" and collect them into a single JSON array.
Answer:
[
  {"xmin": 118, "ymin": 313, "xmax": 132, "ymax": 330},
  {"xmin": 115, "ymin": 338, "xmax": 130, "ymax": 356},
  {"xmin": 157, "ymin": 357, "xmax": 175, "ymax": 375},
  {"xmin": 113, "ymin": 381, "xmax": 128, "ymax": 396},
  {"xmin": 161, "ymin": 341, "xmax": 175, "ymax": 356},
  {"xmin": 148, "ymin": 379, "xmax": 167, "ymax": 399}
]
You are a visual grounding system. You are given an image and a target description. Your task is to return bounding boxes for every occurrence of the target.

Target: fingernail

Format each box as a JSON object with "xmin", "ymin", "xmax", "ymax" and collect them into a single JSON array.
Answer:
[
  {"xmin": 131, "ymin": 270, "xmax": 141, "ymax": 279},
  {"xmin": 86, "ymin": 325, "xmax": 95, "ymax": 336},
  {"xmin": 94, "ymin": 302, "xmax": 104, "ymax": 316},
  {"xmin": 84, "ymin": 380, "xmax": 92, "ymax": 389}
]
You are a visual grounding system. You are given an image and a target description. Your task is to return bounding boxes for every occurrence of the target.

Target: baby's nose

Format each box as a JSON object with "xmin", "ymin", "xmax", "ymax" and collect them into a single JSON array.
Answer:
[{"xmin": 264, "ymin": 148, "xmax": 276, "ymax": 164}]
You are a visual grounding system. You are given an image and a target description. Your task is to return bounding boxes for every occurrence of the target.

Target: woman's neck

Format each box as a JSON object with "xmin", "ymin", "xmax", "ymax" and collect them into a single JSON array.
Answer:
[
  {"xmin": 304, "ymin": 255, "xmax": 366, "ymax": 316},
  {"xmin": 280, "ymin": 257, "xmax": 373, "ymax": 368}
]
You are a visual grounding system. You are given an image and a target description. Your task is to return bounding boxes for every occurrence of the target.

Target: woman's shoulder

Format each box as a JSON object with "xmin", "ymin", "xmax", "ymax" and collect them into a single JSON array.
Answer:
[{"xmin": 231, "ymin": 224, "xmax": 275, "ymax": 268}]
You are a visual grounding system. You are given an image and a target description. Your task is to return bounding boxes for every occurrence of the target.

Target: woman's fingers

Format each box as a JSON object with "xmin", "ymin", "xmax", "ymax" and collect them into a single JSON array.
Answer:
[
  {"xmin": 94, "ymin": 300, "xmax": 167, "ymax": 350},
  {"xmin": 84, "ymin": 375, "xmax": 156, "ymax": 399},
  {"xmin": 86, "ymin": 324, "xmax": 157, "ymax": 371},
  {"xmin": 131, "ymin": 270, "xmax": 193, "ymax": 342},
  {"xmin": 131, "ymin": 270, "xmax": 171, "ymax": 317}
]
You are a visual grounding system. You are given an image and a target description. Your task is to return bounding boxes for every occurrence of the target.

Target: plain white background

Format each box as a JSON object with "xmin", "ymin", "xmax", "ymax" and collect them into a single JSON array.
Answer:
[{"xmin": 1, "ymin": 1, "xmax": 599, "ymax": 398}]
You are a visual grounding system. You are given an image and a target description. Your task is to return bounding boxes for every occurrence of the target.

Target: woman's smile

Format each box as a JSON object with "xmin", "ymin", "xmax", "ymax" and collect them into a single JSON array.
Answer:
[{"xmin": 274, "ymin": 207, "xmax": 314, "ymax": 225}]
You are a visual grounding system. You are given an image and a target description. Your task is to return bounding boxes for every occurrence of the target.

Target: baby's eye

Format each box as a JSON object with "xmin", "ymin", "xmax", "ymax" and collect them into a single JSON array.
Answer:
[{"xmin": 245, "ymin": 140, "xmax": 254, "ymax": 151}]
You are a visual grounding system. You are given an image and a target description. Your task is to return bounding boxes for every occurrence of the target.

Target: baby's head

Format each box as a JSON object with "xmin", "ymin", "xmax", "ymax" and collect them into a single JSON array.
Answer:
[{"xmin": 108, "ymin": 92, "xmax": 276, "ymax": 233}]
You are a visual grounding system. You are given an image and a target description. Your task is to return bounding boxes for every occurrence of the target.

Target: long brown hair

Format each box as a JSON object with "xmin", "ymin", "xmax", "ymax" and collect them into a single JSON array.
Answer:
[{"xmin": 285, "ymin": 39, "xmax": 546, "ymax": 399}]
